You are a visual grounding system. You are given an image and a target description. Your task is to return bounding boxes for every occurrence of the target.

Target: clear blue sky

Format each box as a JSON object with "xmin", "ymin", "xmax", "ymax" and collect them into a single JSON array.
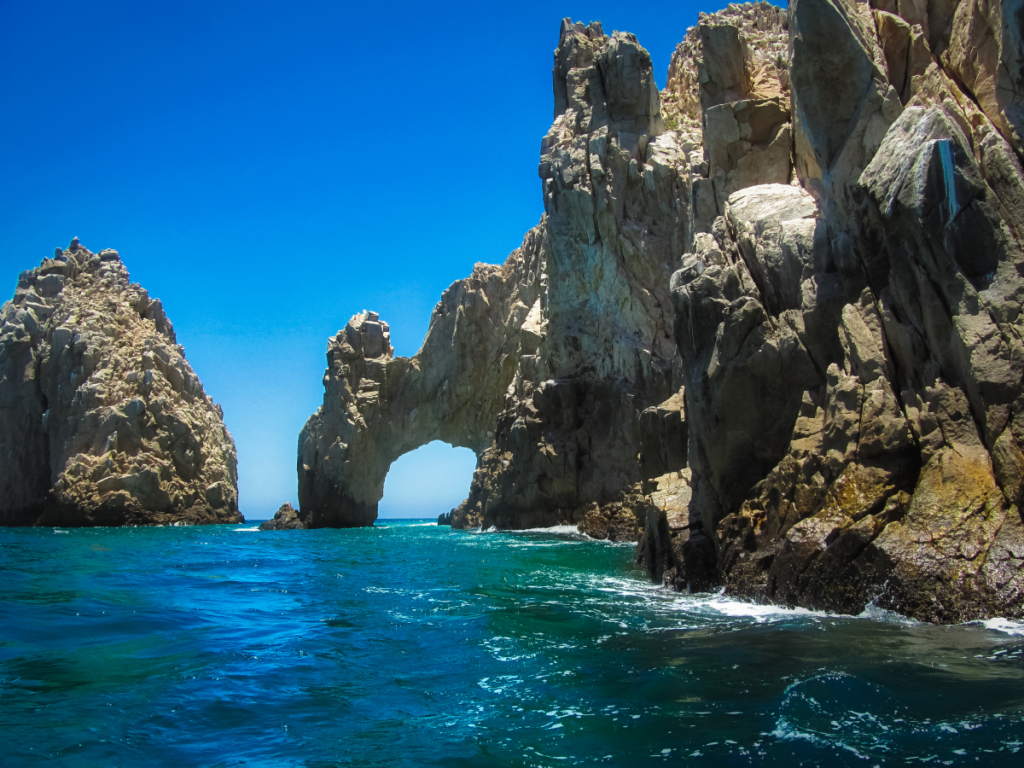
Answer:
[{"xmin": 1, "ymin": 0, "xmax": 714, "ymax": 519}]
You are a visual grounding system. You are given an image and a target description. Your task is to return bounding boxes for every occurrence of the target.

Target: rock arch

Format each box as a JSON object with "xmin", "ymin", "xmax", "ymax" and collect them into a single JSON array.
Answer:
[
  {"xmin": 297, "ymin": 22, "xmax": 696, "ymax": 533},
  {"xmin": 298, "ymin": 232, "xmax": 546, "ymax": 527}
]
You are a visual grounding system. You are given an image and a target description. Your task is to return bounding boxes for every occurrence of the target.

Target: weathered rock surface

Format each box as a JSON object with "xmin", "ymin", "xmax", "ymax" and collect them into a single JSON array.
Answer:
[
  {"xmin": 299, "ymin": 19, "xmax": 693, "ymax": 539},
  {"xmin": 259, "ymin": 503, "xmax": 306, "ymax": 530},
  {"xmin": 302, "ymin": 1, "xmax": 1024, "ymax": 621},
  {"xmin": 662, "ymin": 2, "xmax": 792, "ymax": 224},
  {"xmin": 649, "ymin": 0, "xmax": 1024, "ymax": 623},
  {"xmin": 0, "ymin": 240, "xmax": 242, "ymax": 527}
]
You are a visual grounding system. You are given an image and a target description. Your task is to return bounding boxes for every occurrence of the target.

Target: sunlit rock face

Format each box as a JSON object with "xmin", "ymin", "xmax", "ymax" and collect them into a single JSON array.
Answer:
[
  {"xmin": 298, "ymin": 251, "xmax": 542, "ymax": 529},
  {"xmin": 648, "ymin": 0, "xmax": 1024, "ymax": 623},
  {"xmin": 0, "ymin": 240, "xmax": 241, "ymax": 527},
  {"xmin": 301, "ymin": 0, "xmax": 1024, "ymax": 622},
  {"xmin": 298, "ymin": 19, "xmax": 693, "ymax": 537}
]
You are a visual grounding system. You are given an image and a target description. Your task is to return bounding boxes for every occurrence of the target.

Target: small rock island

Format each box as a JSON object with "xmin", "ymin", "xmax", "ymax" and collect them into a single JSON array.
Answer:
[{"xmin": 0, "ymin": 239, "xmax": 242, "ymax": 526}]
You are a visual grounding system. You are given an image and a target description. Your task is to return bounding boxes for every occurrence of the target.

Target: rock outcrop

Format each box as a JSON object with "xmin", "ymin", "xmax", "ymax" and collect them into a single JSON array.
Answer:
[
  {"xmin": 299, "ymin": 20, "xmax": 693, "ymax": 538},
  {"xmin": 302, "ymin": 1, "xmax": 1024, "ymax": 621},
  {"xmin": 646, "ymin": 0, "xmax": 1024, "ymax": 623},
  {"xmin": 0, "ymin": 239, "xmax": 242, "ymax": 527},
  {"xmin": 259, "ymin": 503, "xmax": 306, "ymax": 530}
]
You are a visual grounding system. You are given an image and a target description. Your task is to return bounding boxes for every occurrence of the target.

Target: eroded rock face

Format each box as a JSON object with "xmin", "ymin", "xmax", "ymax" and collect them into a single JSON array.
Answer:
[
  {"xmin": 652, "ymin": 0, "xmax": 1024, "ymax": 622},
  {"xmin": 299, "ymin": 19, "xmax": 694, "ymax": 538},
  {"xmin": 0, "ymin": 240, "xmax": 241, "ymax": 527},
  {"xmin": 662, "ymin": 2, "xmax": 793, "ymax": 224},
  {"xmin": 303, "ymin": 2, "xmax": 1024, "ymax": 620},
  {"xmin": 298, "ymin": 249, "xmax": 542, "ymax": 528}
]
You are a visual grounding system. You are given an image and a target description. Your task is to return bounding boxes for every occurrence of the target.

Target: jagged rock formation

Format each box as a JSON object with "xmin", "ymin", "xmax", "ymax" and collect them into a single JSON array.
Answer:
[
  {"xmin": 301, "ymin": 1, "xmax": 1024, "ymax": 621},
  {"xmin": 298, "ymin": 268, "xmax": 537, "ymax": 528},
  {"xmin": 644, "ymin": 0, "xmax": 1024, "ymax": 623},
  {"xmin": 299, "ymin": 20, "xmax": 693, "ymax": 537},
  {"xmin": 259, "ymin": 503, "xmax": 305, "ymax": 530},
  {"xmin": 0, "ymin": 239, "xmax": 241, "ymax": 527},
  {"xmin": 662, "ymin": 2, "xmax": 792, "ymax": 226}
]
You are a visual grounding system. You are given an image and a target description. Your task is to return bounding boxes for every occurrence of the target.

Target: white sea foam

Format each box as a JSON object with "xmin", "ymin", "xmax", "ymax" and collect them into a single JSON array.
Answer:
[
  {"xmin": 977, "ymin": 618, "xmax": 1024, "ymax": 636},
  {"xmin": 53, "ymin": 529, "xmax": 69, "ymax": 534},
  {"xmin": 233, "ymin": 526, "xmax": 261, "ymax": 532},
  {"xmin": 694, "ymin": 595, "xmax": 821, "ymax": 621},
  {"xmin": 465, "ymin": 524, "xmax": 583, "ymax": 536},
  {"xmin": 856, "ymin": 601, "xmax": 920, "ymax": 626},
  {"xmin": 771, "ymin": 717, "xmax": 869, "ymax": 760},
  {"xmin": 513, "ymin": 525, "xmax": 581, "ymax": 535}
]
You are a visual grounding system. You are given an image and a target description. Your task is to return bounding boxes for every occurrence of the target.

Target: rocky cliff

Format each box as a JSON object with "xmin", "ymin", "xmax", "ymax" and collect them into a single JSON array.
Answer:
[
  {"xmin": 298, "ymin": 20, "xmax": 692, "ymax": 537},
  {"xmin": 642, "ymin": 0, "xmax": 1024, "ymax": 623},
  {"xmin": 0, "ymin": 239, "xmax": 242, "ymax": 526},
  {"xmin": 301, "ymin": 0, "xmax": 1024, "ymax": 622}
]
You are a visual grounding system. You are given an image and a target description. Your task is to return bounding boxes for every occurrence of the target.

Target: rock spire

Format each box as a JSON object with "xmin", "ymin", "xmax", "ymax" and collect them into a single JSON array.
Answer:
[{"xmin": 298, "ymin": 19, "xmax": 691, "ymax": 535}]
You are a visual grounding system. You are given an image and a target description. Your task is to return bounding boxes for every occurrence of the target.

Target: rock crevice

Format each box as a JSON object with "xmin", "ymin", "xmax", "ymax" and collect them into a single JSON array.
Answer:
[{"xmin": 655, "ymin": 0, "xmax": 1024, "ymax": 622}]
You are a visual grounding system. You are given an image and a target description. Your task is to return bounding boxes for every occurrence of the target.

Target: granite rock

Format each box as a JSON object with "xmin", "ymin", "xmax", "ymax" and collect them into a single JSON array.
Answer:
[
  {"xmin": 650, "ymin": 0, "xmax": 1024, "ymax": 622},
  {"xmin": 300, "ymin": 2, "xmax": 1024, "ymax": 621},
  {"xmin": 0, "ymin": 241, "xmax": 242, "ymax": 527},
  {"xmin": 299, "ymin": 19, "xmax": 693, "ymax": 537}
]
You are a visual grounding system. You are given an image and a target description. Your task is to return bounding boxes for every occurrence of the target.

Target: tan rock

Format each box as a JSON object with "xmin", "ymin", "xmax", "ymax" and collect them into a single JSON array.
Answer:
[
  {"xmin": 944, "ymin": 0, "xmax": 1024, "ymax": 154},
  {"xmin": 0, "ymin": 242, "xmax": 241, "ymax": 526}
]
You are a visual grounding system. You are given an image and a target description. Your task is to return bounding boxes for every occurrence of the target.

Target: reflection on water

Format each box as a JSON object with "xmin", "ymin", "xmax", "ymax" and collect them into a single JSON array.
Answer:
[{"xmin": 0, "ymin": 521, "xmax": 1021, "ymax": 766}]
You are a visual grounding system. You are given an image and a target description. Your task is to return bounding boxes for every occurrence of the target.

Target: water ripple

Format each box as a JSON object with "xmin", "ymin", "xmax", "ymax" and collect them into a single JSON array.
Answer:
[{"xmin": 0, "ymin": 521, "xmax": 1021, "ymax": 766}]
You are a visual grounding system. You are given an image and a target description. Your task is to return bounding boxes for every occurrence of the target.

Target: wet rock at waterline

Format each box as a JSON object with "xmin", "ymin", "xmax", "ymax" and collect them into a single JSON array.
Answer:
[
  {"xmin": 259, "ymin": 503, "xmax": 307, "ymax": 531},
  {"xmin": 0, "ymin": 240, "xmax": 242, "ymax": 526},
  {"xmin": 646, "ymin": 0, "xmax": 1024, "ymax": 623}
]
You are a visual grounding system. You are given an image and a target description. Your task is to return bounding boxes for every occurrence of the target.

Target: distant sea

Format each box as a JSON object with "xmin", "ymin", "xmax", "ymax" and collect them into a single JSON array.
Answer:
[{"xmin": 1, "ymin": 520, "xmax": 1022, "ymax": 766}]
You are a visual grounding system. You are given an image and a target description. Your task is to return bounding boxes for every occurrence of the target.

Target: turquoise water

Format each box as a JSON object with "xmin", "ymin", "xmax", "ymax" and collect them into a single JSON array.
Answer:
[{"xmin": 1, "ymin": 520, "xmax": 1022, "ymax": 766}]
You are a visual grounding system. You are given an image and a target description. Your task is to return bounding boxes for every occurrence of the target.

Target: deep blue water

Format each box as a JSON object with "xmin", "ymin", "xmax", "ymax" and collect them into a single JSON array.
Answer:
[{"xmin": 0, "ymin": 520, "xmax": 1022, "ymax": 766}]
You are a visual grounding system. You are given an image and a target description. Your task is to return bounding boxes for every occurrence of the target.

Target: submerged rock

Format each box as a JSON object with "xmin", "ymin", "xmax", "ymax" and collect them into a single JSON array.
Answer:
[{"xmin": 0, "ymin": 240, "xmax": 241, "ymax": 527}]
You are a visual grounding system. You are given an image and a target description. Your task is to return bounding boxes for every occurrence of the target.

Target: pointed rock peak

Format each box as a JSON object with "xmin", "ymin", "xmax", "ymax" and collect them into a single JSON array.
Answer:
[{"xmin": 0, "ymin": 243, "xmax": 241, "ymax": 526}]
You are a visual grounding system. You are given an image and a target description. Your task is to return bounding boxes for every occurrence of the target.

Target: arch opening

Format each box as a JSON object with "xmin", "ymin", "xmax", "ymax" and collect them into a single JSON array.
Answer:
[{"xmin": 377, "ymin": 441, "xmax": 477, "ymax": 520}]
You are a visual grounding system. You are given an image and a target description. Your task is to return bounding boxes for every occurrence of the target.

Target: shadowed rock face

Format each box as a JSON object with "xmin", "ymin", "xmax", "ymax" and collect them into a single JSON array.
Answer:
[
  {"xmin": 0, "ymin": 240, "xmax": 241, "ymax": 527},
  {"xmin": 649, "ymin": 0, "xmax": 1024, "ymax": 623}
]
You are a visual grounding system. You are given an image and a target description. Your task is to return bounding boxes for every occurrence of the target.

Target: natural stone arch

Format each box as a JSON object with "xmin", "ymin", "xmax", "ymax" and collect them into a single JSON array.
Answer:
[
  {"xmin": 297, "ymin": 229, "xmax": 546, "ymax": 527},
  {"xmin": 297, "ymin": 21, "xmax": 695, "ymax": 535}
]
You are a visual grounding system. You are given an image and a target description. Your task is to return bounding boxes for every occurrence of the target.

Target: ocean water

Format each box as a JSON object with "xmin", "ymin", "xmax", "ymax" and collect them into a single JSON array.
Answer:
[{"xmin": 1, "ymin": 520, "xmax": 1022, "ymax": 766}]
